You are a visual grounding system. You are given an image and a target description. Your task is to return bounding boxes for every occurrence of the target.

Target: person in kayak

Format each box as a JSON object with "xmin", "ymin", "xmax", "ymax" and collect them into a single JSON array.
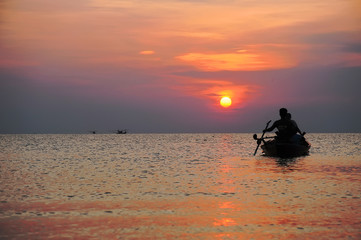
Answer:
[
  {"xmin": 286, "ymin": 112, "xmax": 306, "ymax": 143},
  {"xmin": 286, "ymin": 113, "xmax": 304, "ymax": 136},
  {"xmin": 263, "ymin": 108, "xmax": 294, "ymax": 141}
]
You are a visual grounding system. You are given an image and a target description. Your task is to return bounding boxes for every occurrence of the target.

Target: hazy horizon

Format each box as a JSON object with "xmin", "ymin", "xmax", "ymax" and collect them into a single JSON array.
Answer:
[{"xmin": 1, "ymin": 132, "xmax": 360, "ymax": 135}]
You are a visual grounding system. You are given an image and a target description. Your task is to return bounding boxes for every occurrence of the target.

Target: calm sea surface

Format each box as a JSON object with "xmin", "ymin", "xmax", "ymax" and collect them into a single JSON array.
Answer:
[{"xmin": 0, "ymin": 133, "xmax": 360, "ymax": 239}]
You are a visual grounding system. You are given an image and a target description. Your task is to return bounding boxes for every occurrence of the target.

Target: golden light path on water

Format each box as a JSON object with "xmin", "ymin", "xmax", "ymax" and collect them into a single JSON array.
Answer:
[{"xmin": 0, "ymin": 134, "xmax": 360, "ymax": 239}]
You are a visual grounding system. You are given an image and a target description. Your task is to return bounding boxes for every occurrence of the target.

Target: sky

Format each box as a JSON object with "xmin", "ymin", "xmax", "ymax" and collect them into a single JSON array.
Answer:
[{"xmin": 0, "ymin": 0, "xmax": 361, "ymax": 133}]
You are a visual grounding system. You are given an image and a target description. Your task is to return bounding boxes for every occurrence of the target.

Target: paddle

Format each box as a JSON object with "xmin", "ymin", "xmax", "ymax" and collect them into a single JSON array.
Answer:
[
  {"xmin": 253, "ymin": 120, "xmax": 271, "ymax": 156},
  {"xmin": 253, "ymin": 135, "xmax": 276, "ymax": 140}
]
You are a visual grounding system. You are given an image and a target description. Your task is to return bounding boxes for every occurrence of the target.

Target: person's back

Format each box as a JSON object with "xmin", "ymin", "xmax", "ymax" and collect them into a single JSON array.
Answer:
[
  {"xmin": 286, "ymin": 113, "xmax": 301, "ymax": 136},
  {"xmin": 273, "ymin": 118, "xmax": 294, "ymax": 140},
  {"xmin": 286, "ymin": 113, "xmax": 305, "ymax": 143}
]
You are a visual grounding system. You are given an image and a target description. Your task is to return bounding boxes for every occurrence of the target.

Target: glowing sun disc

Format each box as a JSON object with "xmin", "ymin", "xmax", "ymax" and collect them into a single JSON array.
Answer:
[{"xmin": 220, "ymin": 96, "xmax": 232, "ymax": 108}]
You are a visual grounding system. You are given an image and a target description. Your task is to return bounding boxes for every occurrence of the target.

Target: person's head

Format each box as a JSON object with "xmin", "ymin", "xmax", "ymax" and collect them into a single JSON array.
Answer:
[
  {"xmin": 279, "ymin": 108, "xmax": 288, "ymax": 119},
  {"xmin": 286, "ymin": 113, "xmax": 292, "ymax": 120}
]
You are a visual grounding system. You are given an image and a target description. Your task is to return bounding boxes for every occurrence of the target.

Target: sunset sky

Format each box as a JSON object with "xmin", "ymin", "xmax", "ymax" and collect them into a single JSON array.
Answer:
[{"xmin": 1, "ymin": 0, "xmax": 360, "ymax": 133}]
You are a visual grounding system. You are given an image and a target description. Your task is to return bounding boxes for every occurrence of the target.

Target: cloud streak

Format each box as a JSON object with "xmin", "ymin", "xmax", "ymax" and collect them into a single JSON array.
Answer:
[{"xmin": 176, "ymin": 49, "xmax": 297, "ymax": 71}]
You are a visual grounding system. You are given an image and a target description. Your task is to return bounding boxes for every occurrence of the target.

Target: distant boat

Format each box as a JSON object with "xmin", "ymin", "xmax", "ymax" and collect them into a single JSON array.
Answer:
[
  {"xmin": 89, "ymin": 131, "xmax": 96, "ymax": 134},
  {"xmin": 116, "ymin": 129, "xmax": 127, "ymax": 134}
]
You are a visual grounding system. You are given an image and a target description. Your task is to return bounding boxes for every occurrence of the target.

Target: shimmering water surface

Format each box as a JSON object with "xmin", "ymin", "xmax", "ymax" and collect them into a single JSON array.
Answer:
[{"xmin": 0, "ymin": 133, "xmax": 360, "ymax": 239}]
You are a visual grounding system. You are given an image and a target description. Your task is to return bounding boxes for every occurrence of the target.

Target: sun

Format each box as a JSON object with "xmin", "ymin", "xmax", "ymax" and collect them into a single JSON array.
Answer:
[{"xmin": 220, "ymin": 96, "xmax": 232, "ymax": 108}]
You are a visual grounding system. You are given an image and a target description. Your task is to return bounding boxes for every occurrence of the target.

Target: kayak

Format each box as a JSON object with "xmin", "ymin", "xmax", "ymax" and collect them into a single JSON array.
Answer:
[
  {"xmin": 253, "ymin": 120, "xmax": 311, "ymax": 157},
  {"xmin": 260, "ymin": 138, "xmax": 311, "ymax": 157}
]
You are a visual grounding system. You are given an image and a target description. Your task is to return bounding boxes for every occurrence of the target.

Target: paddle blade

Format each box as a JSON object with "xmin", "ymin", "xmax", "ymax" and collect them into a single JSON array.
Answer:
[
  {"xmin": 253, "ymin": 120, "xmax": 271, "ymax": 156},
  {"xmin": 253, "ymin": 134, "xmax": 258, "ymax": 140}
]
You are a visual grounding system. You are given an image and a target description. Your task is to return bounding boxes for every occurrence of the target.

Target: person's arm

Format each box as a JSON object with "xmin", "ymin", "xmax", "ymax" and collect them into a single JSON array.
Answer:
[{"xmin": 264, "ymin": 122, "xmax": 277, "ymax": 132}]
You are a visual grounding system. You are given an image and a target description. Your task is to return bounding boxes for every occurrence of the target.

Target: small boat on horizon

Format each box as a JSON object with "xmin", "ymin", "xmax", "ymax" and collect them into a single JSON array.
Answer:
[{"xmin": 116, "ymin": 129, "xmax": 127, "ymax": 134}]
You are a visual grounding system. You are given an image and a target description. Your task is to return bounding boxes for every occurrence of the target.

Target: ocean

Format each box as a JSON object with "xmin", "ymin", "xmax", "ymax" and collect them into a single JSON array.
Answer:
[{"xmin": 0, "ymin": 133, "xmax": 360, "ymax": 239}]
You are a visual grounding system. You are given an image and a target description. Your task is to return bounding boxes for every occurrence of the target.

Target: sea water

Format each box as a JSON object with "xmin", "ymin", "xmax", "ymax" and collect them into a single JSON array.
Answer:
[{"xmin": 0, "ymin": 133, "xmax": 360, "ymax": 239}]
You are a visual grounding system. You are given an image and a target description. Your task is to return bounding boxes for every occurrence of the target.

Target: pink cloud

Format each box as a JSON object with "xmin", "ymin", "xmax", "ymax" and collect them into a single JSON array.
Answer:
[{"xmin": 0, "ymin": 59, "xmax": 40, "ymax": 67}]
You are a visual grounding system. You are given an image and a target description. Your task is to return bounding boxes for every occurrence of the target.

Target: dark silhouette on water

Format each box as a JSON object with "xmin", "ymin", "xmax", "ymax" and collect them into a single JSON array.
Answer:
[
  {"xmin": 286, "ymin": 113, "xmax": 303, "ymax": 134},
  {"xmin": 116, "ymin": 129, "xmax": 127, "ymax": 134},
  {"xmin": 253, "ymin": 120, "xmax": 271, "ymax": 155},
  {"xmin": 263, "ymin": 108, "xmax": 294, "ymax": 141},
  {"xmin": 254, "ymin": 108, "xmax": 311, "ymax": 157},
  {"xmin": 286, "ymin": 112, "xmax": 306, "ymax": 143}
]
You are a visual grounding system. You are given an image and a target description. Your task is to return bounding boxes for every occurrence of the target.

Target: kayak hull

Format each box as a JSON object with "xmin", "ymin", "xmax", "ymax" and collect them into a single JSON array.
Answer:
[{"xmin": 261, "ymin": 139, "xmax": 310, "ymax": 157}]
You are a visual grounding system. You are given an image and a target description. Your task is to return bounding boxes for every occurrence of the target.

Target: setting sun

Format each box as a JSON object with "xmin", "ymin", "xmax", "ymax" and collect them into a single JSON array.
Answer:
[{"xmin": 220, "ymin": 97, "xmax": 232, "ymax": 108}]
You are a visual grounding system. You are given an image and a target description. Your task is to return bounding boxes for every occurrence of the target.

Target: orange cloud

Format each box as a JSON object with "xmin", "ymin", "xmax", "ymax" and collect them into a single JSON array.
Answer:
[
  {"xmin": 139, "ymin": 50, "xmax": 155, "ymax": 55},
  {"xmin": 176, "ymin": 50, "xmax": 297, "ymax": 71}
]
